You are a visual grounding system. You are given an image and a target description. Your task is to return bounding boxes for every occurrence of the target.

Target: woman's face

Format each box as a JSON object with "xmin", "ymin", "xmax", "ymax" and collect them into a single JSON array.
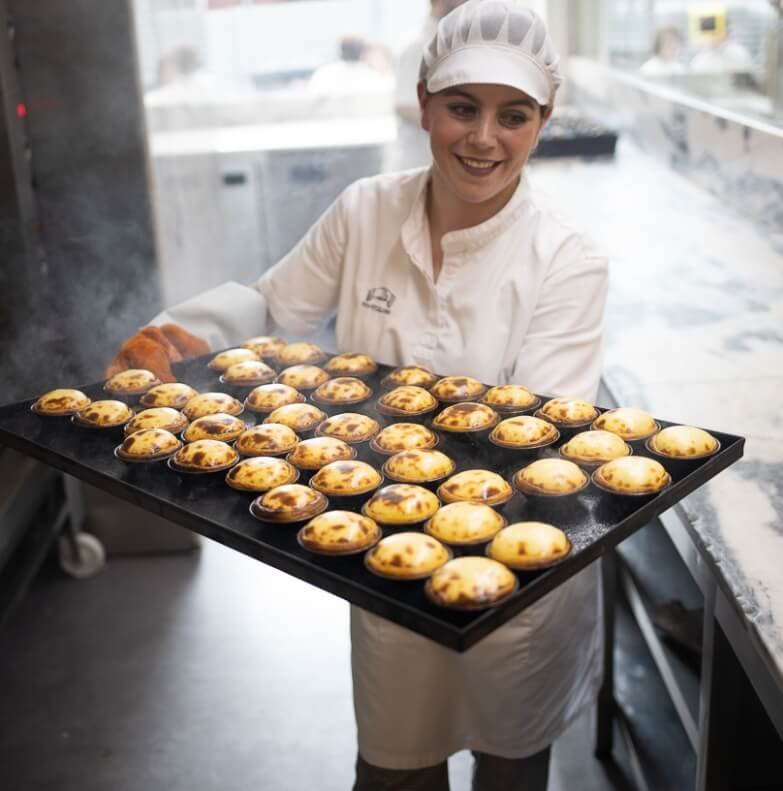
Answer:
[{"xmin": 419, "ymin": 82, "xmax": 550, "ymax": 222}]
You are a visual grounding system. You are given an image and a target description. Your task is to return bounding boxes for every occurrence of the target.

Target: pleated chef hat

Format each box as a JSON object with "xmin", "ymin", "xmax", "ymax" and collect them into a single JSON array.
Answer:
[{"xmin": 419, "ymin": 0, "xmax": 562, "ymax": 106}]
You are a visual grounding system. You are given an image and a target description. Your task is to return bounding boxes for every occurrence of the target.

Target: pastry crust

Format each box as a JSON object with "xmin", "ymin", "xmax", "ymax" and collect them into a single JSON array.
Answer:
[
  {"xmin": 32, "ymin": 388, "xmax": 92, "ymax": 416},
  {"xmin": 250, "ymin": 484, "xmax": 328, "ymax": 523},
  {"xmin": 536, "ymin": 397, "xmax": 598, "ymax": 427},
  {"xmin": 365, "ymin": 532, "xmax": 450, "ymax": 579},
  {"xmin": 487, "ymin": 522, "xmax": 571, "ymax": 570},
  {"xmin": 182, "ymin": 413, "xmax": 246, "ymax": 443},
  {"xmin": 183, "ymin": 392, "xmax": 243, "ymax": 420},
  {"xmin": 208, "ymin": 347, "xmax": 260, "ymax": 372},
  {"xmin": 310, "ymin": 460, "xmax": 383, "ymax": 496},
  {"xmin": 362, "ymin": 484, "xmax": 441, "ymax": 525},
  {"xmin": 125, "ymin": 407, "xmax": 189, "ymax": 436},
  {"xmin": 115, "ymin": 428, "xmax": 182, "ymax": 462},
  {"xmin": 647, "ymin": 425, "xmax": 719, "ymax": 459},
  {"xmin": 424, "ymin": 502, "xmax": 506, "ymax": 545},
  {"xmin": 73, "ymin": 400, "xmax": 134, "ymax": 429},
  {"xmin": 104, "ymin": 368, "xmax": 161, "ymax": 396},
  {"xmin": 235, "ymin": 423, "xmax": 300, "ymax": 457},
  {"xmin": 513, "ymin": 458, "xmax": 589, "ymax": 496},
  {"xmin": 139, "ymin": 382, "xmax": 198, "ymax": 409},
  {"xmin": 430, "ymin": 375, "xmax": 487, "ymax": 403},
  {"xmin": 225, "ymin": 456, "xmax": 299, "ymax": 492},
  {"xmin": 286, "ymin": 436, "xmax": 356, "ymax": 470},
  {"xmin": 244, "ymin": 383, "xmax": 305, "ymax": 414},
  {"xmin": 592, "ymin": 407, "xmax": 659, "ymax": 440},
  {"xmin": 382, "ymin": 449, "xmax": 455, "ymax": 483},
  {"xmin": 425, "ymin": 557, "xmax": 517, "ymax": 610},
  {"xmin": 314, "ymin": 412, "xmax": 380, "ymax": 444},
  {"xmin": 592, "ymin": 456, "xmax": 671, "ymax": 495},
  {"xmin": 432, "ymin": 402, "xmax": 499, "ymax": 433},
  {"xmin": 437, "ymin": 469, "xmax": 513, "ymax": 507},
  {"xmin": 297, "ymin": 510, "xmax": 381, "ymax": 555},
  {"xmin": 489, "ymin": 415, "xmax": 559, "ymax": 448},
  {"xmin": 369, "ymin": 423, "xmax": 439, "ymax": 455}
]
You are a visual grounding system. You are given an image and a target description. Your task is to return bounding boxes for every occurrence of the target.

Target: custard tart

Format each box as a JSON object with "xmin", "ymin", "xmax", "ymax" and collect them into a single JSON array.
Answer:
[
  {"xmin": 297, "ymin": 511, "xmax": 381, "ymax": 555},
  {"xmin": 361, "ymin": 484, "xmax": 441, "ymax": 526},
  {"xmin": 647, "ymin": 425, "xmax": 719, "ymax": 459},
  {"xmin": 437, "ymin": 470, "xmax": 513, "ymax": 507},
  {"xmin": 220, "ymin": 360, "xmax": 276, "ymax": 387},
  {"xmin": 365, "ymin": 532, "xmax": 450, "ymax": 580},
  {"xmin": 430, "ymin": 376, "xmax": 487, "ymax": 403},
  {"xmin": 276, "ymin": 365, "xmax": 330, "ymax": 391},
  {"xmin": 104, "ymin": 369, "xmax": 161, "ymax": 396},
  {"xmin": 592, "ymin": 407, "xmax": 659, "ymax": 441},
  {"xmin": 560, "ymin": 430, "xmax": 631, "ymax": 466},
  {"xmin": 225, "ymin": 456, "xmax": 299, "ymax": 492},
  {"xmin": 286, "ymin": 436, "xmax": 356, "ymax": 470},
  {"xmin": 376, "ymin": 386, "xmax": 438, "ymax": 418},
  {"xmin": 73, "ymin": 400, "xmax": 134, "ymax": 429},
  {"xmin": 592, "ymin": 456, "xmax": 671, "ymax": 495},
  {"xmin": 487, "ymin": 522, "xmax": 571, "ymax": 570},
  {"xmin": 314, "ymin": 412, "xmax": 380, "ymax": 444},
  {"xmin": 244, "ymin": 383, "xmax": 305, "ymax": 414},
  {"xmin": 235, "ymin": 423, "xmax": 299, "ymax": 457},
  {"xmin": 114, "ymin": 428, "xmax": 182, "ymax": 462},
  {"xmin": 140, "ymin": 382, "xmax": 198, "ymax": 409},
  {"xmin": 250, "ymin": 484, "xmax": 328, "ymax": 523},
  {"xmin": 169, "ymin": 438, "xmax": 239, "ymax": 473},
  {"xmin": 32, "ymin": 388, "xmax": 91, "ymax": 416},
  {"xmin": 323, "ymin": 353, "xmax": 378, "ymax": 378},
  {"xmin": 424, "ymin": 502, "xmax": 506, "ymax": 545},
  {"xmin": 310, "ymin": 460, "xmax": 383, "ymax": 497},
  {"xmin": 536, "ymin": 397, "xmax": 598, "ymax": 427},
  {"xmin": 489, "ymin": 415, "xmax": 559, "ymax": 449},
  {"xmin": 265, "ymin": 403, "xmax": 326, "ymax": 433},
  {"xmin": 381, "ymin": 365, "xmax": 439, "ymax": 390},
  {"xmin": 432, "ymin": 402, "xmax": 499, "ymax": 433},
  {"xmin": 182, "ymin": 413, "xmax": 246, "ymax": 443},
  {"xmin": 276, "ymin": 342, "xmax": 327, "ymax": 367},
  {"xmin": 124, "ymin": 407, "xmax": 188, "ymax": 437},
  {"xmin": 425, "ymin": 557, "xmax": 517, "ymax": 610},
  {"xmin": 369, "ymin": 423, "xmax": 439, "ymax": 455},
  {"xmin": 513, "ymin": 458, "xmax": 589, "ymax": 496},
  {"xmin": 242, "ymin": 335, "xmax": 286, "ymax": 360},
  {"xmin": 481, "ymin": 385, "xmax": 540, "ymax": 413},
  {"xmin": 183, "ymin": 392, "xmax": 243, "ymax": 420},
  {"xmin": 311, "ymin": 377, "xmax": 372, "ymax": 407},
  {"xmin": 208, "ymin": 347, "xmax": 259, "ymax": 372},
  {"xmin": 382, "ymin": 449, "xmax": 455, "ymax": 484}
]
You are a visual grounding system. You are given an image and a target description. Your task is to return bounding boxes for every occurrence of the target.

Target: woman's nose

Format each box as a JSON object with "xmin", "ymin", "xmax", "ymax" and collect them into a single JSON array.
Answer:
[{"xmin": 466, "ymin": 114, "xmax": 497, "ymax": 148}]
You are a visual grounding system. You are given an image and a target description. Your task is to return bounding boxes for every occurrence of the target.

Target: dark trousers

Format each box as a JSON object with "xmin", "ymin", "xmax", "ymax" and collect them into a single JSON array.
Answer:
[{"xmin": 353, "ymin": 747, "xmax": 551, "ymax": 791}]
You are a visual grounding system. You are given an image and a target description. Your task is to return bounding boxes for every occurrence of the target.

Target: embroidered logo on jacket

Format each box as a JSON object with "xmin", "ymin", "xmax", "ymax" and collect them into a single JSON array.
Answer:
[{"xmin": 362, "ymin": 286, "xmax": 396, "ymax": 314}]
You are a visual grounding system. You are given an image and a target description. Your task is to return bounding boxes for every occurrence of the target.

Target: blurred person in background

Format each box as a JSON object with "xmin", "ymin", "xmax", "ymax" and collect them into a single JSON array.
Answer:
[
  {"xmin": 308, "ymin": 35, "xmax": 394, "ymax": 95},
  {"xmin": 640, "ymin": 26, "xmax": 686, "ymax": 77}
]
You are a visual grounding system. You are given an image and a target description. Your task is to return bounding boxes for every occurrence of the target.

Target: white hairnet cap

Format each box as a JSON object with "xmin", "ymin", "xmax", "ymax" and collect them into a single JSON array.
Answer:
[{"xmin": 419, "ymin": 0, "xmax": 562, "ymax": 106}]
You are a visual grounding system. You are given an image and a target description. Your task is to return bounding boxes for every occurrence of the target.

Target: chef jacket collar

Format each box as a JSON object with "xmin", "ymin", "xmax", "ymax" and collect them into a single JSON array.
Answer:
[{"xmin": 401, "ymin": 168, "xmax": 532, "ymax": 272}]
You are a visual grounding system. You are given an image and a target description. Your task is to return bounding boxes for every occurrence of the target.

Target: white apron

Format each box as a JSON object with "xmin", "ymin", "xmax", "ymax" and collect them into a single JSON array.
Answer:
[{"xmin": 154, "ymin": 168, "xmax": 609, "ymax": 768}]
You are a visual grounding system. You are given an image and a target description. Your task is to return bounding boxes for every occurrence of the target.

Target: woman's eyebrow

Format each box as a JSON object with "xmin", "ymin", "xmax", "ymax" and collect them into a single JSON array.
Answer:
[{"xmin": 441, "ymin": 88, "xmax": 536, "ymax": 109}]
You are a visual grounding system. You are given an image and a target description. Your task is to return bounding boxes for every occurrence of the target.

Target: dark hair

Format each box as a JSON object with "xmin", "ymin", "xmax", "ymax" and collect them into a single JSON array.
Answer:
[
  {"xmin": 653, "ymin": 26, "xmax": 683, "ymax": 55},
  {"xmin": 340, "ymin": 36, "xmax": 366, "ymax": 63}
]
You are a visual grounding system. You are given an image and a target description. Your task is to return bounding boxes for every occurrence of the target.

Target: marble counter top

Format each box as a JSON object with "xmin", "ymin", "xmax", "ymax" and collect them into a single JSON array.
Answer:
[{"xmin": 530, "ymin": 140, "xmax": 783, "ymax": 680}]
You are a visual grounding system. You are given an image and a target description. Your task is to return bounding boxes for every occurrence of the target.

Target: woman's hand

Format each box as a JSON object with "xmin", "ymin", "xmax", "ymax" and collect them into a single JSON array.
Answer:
[{"xmin": 104, "ymin": 324, "xmax": 210, "ymax": 383}]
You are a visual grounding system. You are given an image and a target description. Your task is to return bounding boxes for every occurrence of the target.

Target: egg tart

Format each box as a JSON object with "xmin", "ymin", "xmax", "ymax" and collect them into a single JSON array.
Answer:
[
  {"xmin": 310, "ymin": 460, "xmax": 383, "ymax": 497},
  {"xmin": 297, "ymin": 511, "xmax": 381, "ymax": 555},
  {"xmin": 432, "ymin": 402, "xmax": 499, "ymax": 433},
  {"xmin": 369, "ymin": 423, "xmax": 439, "ymax": 455},
  {"xmin": 104, "ymin": 369, "xmax": 161, "ymax": 396},
  {"xmin": 208, "ymin": 347, "xmax": 259, "ymax": 372},
  {"xmin": 265, "ymin": 403, "xmax": 326, "ymax": 433},
  {"xmin": 250, "ymin": 484, "xmax": 328, "ymax": 523},
  {"xmin": 276, "ymin": 342, "xmax": 327, "ymax": 367},
  {"xmin": 244, "ymin": 383, "xmax": 305, "ymax": 414},
  {"xmin": 376, "ymin": 386, "xmax": 438, "ymax": 418},
  {"xmin": 430, "ymin": 376, "xmax": 487, "ymax": 403},
  {"xmin": 424, "ymin": 502, "xmax": 506, "ymax": 545},
  {"xmin": 220, "ymin": 360, "xmax": 276, "ymax": 387},
  {"xmin": 169, "ymin": 438, "xmax": 239, "ymax": 473},
  {"xmin": 276, "ymin": 365, "xmax": 330, "ymax": 391},
  {"xmin": 481, "ymin": 385, "xmax": 540, "ymax": 413},
  {"xmin": 314, "ymin": 413, "xmax": 380, "ymax": 444},
  {"xmin": 592, "ymin": 407, "xmax": 659, "ymax": 441},
  {"xmin": 425, "ymin": 557, "xmax": 517, "ymax": 610},
  {"xmin": 437, "ymin": 470, "xmax": 513, "ymax": 507},
  {"xmin": 311, "ymin": 377, "xmax": 372, "ymax": 407},
  {"xmin": 514, "ymin": 458, "xmax": 589, "ymax": 497},
  {"xmin": 324, "ymin": 353, "xmax": 378, "ymax": 378},
  {"xmin": 647, "ymin": 425, "xmax": 720, "ymax": 459},
  {"xmin": 487, "ymin": 522, "xmax": 572, "ymax": 570},
  {"xmin": 382, "ymin": 449, "xmax": 456, "ymax": 484},
  {"xmin": 114, "ymin": 428, "xmax": 182, "ymax": 463},
  {"xmin": 560, "ymin": 430, "xmax": 631, "ymax": 466},
  {"xmin": 225, "ymin": 456, "xmax": 299, "ymax": 493},
  {"xmin": 365, "ymin": 532, "xmax": 450, "ymax": 580},
  {"xmin": 124, "ymin": 407, "xmax": 189, "ymax": 437},
  {"xmin": 140, "ymin": 382, "xmax": 198, "ymax": 409},
  {"xmin": 183, "ymin": 392, "xmax": 243, "ymax": 420},
  {"xmin": 592, "ymin": 456, "xmax": 671, "ymax": 496},
  {"xmin": 536, "ymin": 397, "xmax": 598, "ymax": 428},
  {"xmin": 489, "ymin": 415, "xmax": 559, "ymax": 449},
  {"xmin": 235, "ymin": 423, "xmax": 299, "ymax": 457},
  {"xmin": 182, "ymin": 413, "xmax": 246, "ymax": 443},
  {"xmin": 381, "ymin": 365, "xmax": 439, "ymax": 390},
  {"xmin": 362, "ymin": 484, "xmax": 441, "ymax": 526},
  {"xmin": 242, "ymin": 335, "xmax": 286, "ymax": 360},
  {"xmin": 32, "ymin": 388, "xmax": 92, "ymax": 416},
  {"xmin": 286, "ymin": 436, "xmax": 356, "ymax": 470},
  {"xmin": 73, "ymin": 400, "xmax": 134, "ymax": 429}
]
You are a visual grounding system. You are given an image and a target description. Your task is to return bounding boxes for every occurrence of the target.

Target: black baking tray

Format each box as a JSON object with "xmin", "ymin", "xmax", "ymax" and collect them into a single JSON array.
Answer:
[{"xmin": 0, "ymin": 354, "xmax": 744, "ymax": 651}]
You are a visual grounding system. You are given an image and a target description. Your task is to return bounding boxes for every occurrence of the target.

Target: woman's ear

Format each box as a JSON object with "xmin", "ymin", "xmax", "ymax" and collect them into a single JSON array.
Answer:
[{"xmin": 417, "ymin": 81, "xmax": 431, "ymax": 132}]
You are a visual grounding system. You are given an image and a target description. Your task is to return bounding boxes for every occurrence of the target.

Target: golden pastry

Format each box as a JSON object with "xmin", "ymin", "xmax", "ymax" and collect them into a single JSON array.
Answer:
[
  {"xmin": 514, "ymin": 458, "xmax": 589, "ymax": 496},
  {"xmin": 381, "ymin": 365, "xmax": 439, "ymax": 390},
  {"xmin": 382, "ymin": 449, "xmax": 455, "ymax": 483},
  {"xmin": 376, "ymin": 386, "xmax": 438, "ymax": 417},
  {"xmin": 482, "ymin": 385, "xmax": 539, "ymax": 412},
  {"xmin": 489, "ymin": 415, "xmax": 559, "ymax": 448},
  {"xmin": 310, "ymin": 460, "xmax": 383, "ymax": 497},
  {"xmin": 311, "ymin": 377, "xmax": 372, "ymax": 407},
  {"xmin": 297, "ymin": 511, "xmax": 381, "ymax": 555},
  {"xmin": 276, "ymin": 364, "xmax": 330, "ymax": 391},
  {"xmin": 265, "ymin": 403, "xmax": 326, "ymax": 433},
  {"xmin": 183, "ymin": 392, "xmax": 243, "ymax": 420},
  {"xmin": 432, "ymin": 402, "xmax": 498, "ymax": 432},
  {"xmin": 324, "ymin": 353, "xmax": 378, "ymax": 378},
  {"xmin": 139, "ymin": 382, "xmax": 198, "ymax": 409},
  {"xmin": 430, "ymin": 375, "xmax": 487, "ymax": 403},
  {"xmin": 362, "ymin": 484, "xmax": 441, "ymax": 525},
  {"xmin": 114, "ymin": 428, "xmax": 182, "ymax": 462},
  {"xmin": 536, "ymin": 397, "xmax": 598, "ymax": 427},
  {"xmin": 124, "ymin": 407, "xmax": 189, "ymax": 436},
  {"xmin": 647, "ymin": 425, "xmax": 719, "ymax": 459},
  {"xmin": 425, "ymin": 557, "xmax": 517, "ymax": 610},
  {"xmin": 276, "ymin": 342, "xmax": 327, "ymax": 367},
  {"xmin": 315, "ymin": 412, "xmax": 380, "ymax": 444},
  {"xmin": 73, "ymin": 400, "xmax": 134, "ymax": 429},
  {"xmin": 235, "ymin": 423, "xmax": 299, "ymax": 457},
  {"xmin": 365, "ymin": 532, "xmax": 450, "ymax": 580},
  {"xmin": 560, "ymin": 430, "xmax": 631, "ymax": 465},
  {"xmin": 104, "ymin": 368, "xmax": 161, "ymax": 396},
  {"xmin": 593, "ymin": 456, "xmax": 671, "ymax": 495},
  {"xmin": 437, "ymin": 469, "xmax": 513, "ymax": 506},
  {"xmin": 592, "ymin": 407, "xmax": 659, "ymax": 441},
  {"xmin": 286, "ymin": 436, "xmax": 356, "ymax": 470},
  {"xmin": 225, "ymin": 456, "xmax": 299, "ymax": 492},
  {"xmin": 242, "ymin": 335, "xmax": 286, "ymax": 360},
  {"xmin": 250, "ymin": 484, "xmax": 328, "ymax": 523},
  {"xmin": 487, "ymin": 522, "xmax": 571, "ymax": 570},
  {"xmin": 182, "ymin": 413, "xmax": 246, "ymax": 443},
  {"xmin": 424, "ymin": 502, "xmax": 506, "ymax": 545},
  {"xmin": 32, "ymin": 388, "xmax": 91, "ymax": 416},
  {"xmin": 208, "ymin": 347, "xmax": 260, "ymax": 372},
  {"xmin": 244, "ymin": 383, "xmax": 305, "ymax": 414},
  {"xmin": 170, "ymin": 438, "xmax": 239, "ymax": 472},
  {"xmin": 369, "ymin": 423, "xmax": 439, "ymax": 455},
  {"xmin": 221, "ymin": 360, "xmax": 276, "ymax": 387}
]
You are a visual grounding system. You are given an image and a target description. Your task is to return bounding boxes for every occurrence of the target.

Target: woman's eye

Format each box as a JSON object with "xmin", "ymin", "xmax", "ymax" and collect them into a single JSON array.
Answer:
[
  {"xmin": 501, "ymin": 112, "xmax": 529, "ymax": 127},
  {"xmin": 448, "ymin": 104, "xmax": 476, "ymax": 118}
]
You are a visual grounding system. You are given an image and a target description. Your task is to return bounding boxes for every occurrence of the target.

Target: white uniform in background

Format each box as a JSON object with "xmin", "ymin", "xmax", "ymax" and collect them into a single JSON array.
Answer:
[{"xmin": 154, "ymin": 166, "xmax": 609, "ymax": 768}]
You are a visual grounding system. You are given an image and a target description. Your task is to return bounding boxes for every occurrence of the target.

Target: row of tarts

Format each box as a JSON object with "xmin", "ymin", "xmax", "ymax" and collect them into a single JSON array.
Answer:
[{"xmin": 30, "ymin": 340, "xmax": 721, "ymax": 611}]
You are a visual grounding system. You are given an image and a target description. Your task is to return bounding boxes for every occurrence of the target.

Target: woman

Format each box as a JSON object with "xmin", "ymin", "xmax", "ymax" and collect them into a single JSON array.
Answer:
[{"xmin": 108, "ymin": 3, "xmax": 608, "ymax": 788}]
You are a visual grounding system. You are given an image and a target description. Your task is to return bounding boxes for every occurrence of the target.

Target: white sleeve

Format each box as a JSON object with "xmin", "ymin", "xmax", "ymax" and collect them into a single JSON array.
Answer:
[
  {"xmin": 252, "ymin": 188, "xmax": 348, "ymax": 335},
  {"xmin": 511, "ymin": 236, "xmax": 609, "ymax": 403}
]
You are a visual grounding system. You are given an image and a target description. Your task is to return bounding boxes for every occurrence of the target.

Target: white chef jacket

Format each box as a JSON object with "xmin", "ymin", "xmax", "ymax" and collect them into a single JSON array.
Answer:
[{"xmin": 153, "ymin": 167, "xmax": 609, "ymax": 768}]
